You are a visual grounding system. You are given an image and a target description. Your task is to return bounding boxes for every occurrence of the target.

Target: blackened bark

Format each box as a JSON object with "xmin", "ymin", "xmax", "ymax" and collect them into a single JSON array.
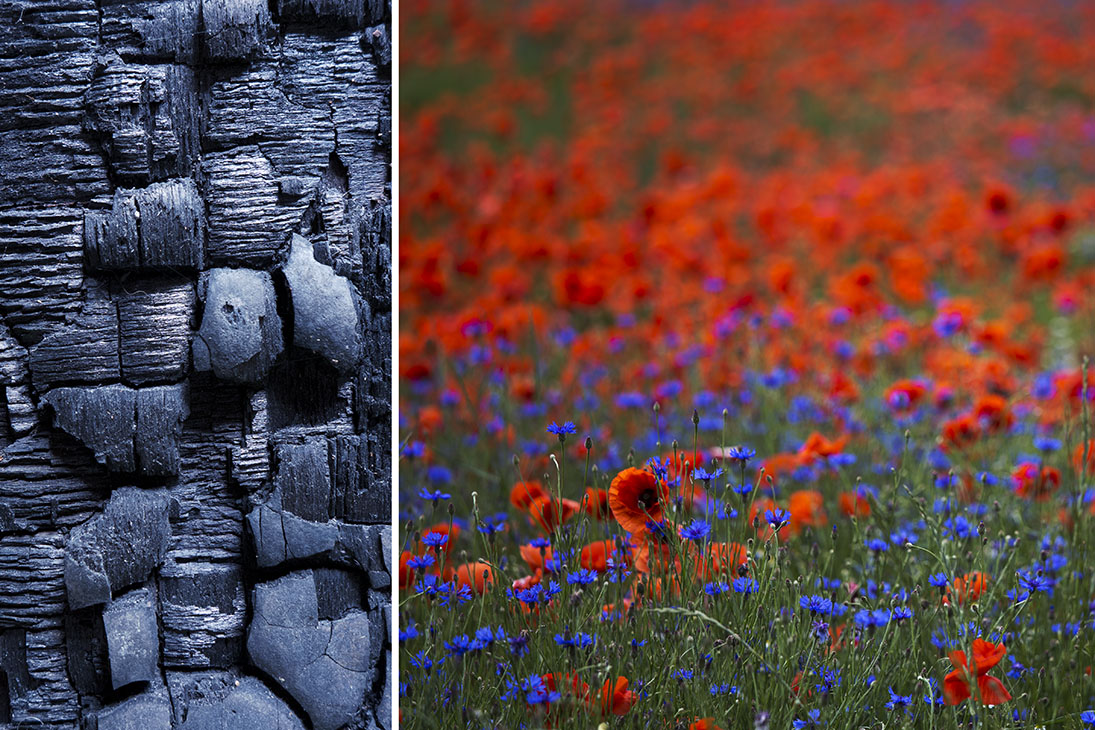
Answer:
[{"xmin": 0, "ymin": 1, "xmax": 392, "ymax": 728}]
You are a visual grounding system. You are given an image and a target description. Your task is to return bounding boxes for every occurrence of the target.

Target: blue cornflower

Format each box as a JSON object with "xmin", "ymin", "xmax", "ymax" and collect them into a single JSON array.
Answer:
[
  {"xmin": 694, "ymin": 466, "xmax": 724, "ymax": 482},
  {"xmin": 416, "ymin": 487, "xmax": 451, "ymax": 502},
  {"xmin": 890, "ymin": 528, "xmax": 918, "ymax": 546},
  {"xmin": 1006, "ymin": 656, "xmax": 1029, "ymax": 680},
  {"xmin": 529, "ymin": 536, "xmax": 551, "ymax": 548},
  {"xmin": 546, "ymin": 421, "xmax": 577, "ymax": 437},
  {"xmin": 426, "ymin": 465, "xmax": 452, "ymax": 484},
  {"xmin": 827, "ymin": 453, "xmax": 856, "ymax": 468},
  {"xmin": 792, "ymin": 708, "xmax": 822, "ymax": 728},
  {"xmin": 928, "ymin": 572, "xmax": 948, "ymax": 589},
  {"xmin": 891, "ymin": 606, "xmax": 914, "ymax": 622},
  {"xmin": 513, "ymin": 584, "xmax": 543, "ymax": 606},
  {"xmin": 421, "ymin": 531, "xmax": 449, "ymax": 549},
  {"xmin": 444, "ymin": 634, "xmax": 473, "ymax": 656},
  {"xmin": 732, "ymin": 483, "xmax": 753, "ymax": 497},
  {"xmin": 1081, "ymin": 710, "xmax": 1095, "ymax": 726},
  {"xmin": 680, "ymin": 519, "xmax": 712, "ymax": 542},
  {"xmin": 800, "ymin": 594, "xmax": 834, "ymax": 615},
  {"xmin": 406, "ymin": 554, "xmax": 435, "ymax": 570},
  {"xmin": 399, "ymin": 623, "xmax": 419, "ymax": 641},
  {"xmin": 733, "ymin": 577, "xmax": 759, "ymax": 594},
  {"xmin": 508, "ymin": 634, "xmax": 530, "ymax": 657},
  {"xmin": 727, "ymin": 446, "xmax": 757, "ymax": 463},
  {"xmin": 855, "ymin": 609, "xmax": 890, "ymax": 628},
  {"xmin": 765, "ymin": 508, "xmax": 790, "ymax": 531},
  {"xmin": 865, "ymin": 537, "xmax": 889, "ymax": 553},
  {"xmin": 408, "ymin": 650, "xmax": 441, "ymax": 672},
  {"xmin": 477, "ymin": 513, "xmax": 507, "ymax": 535},
  {"xmin": 401, "ymin": 441, "xmax": 426, "ymax": 458},
  {"xmin": 923, "ymin": 677, "xmax": 944, "ymax": 706},
  {"xmin": 704, "ymin": 582, "xmax": 729, "ymax": 597},
  {"xmin": 1033, "ymin": 436, "xmax": 1061, "ymax": 452},
  {"xmin": 505, "ymin": 676, "xmax": 560, "ymax": 706},
  {"xmin": 554, "ymin": 631, "xmax": 595, "ymax": 649},
  {"xmin": 886, "ymin": 687, "xmax": 913, "ymax": 711},
  {"xmin": 1018, "ymin": 569, "xmax": 1055, "ymax": 595},
  {"xmin": 645, "ymin": 519, "xmax": 669, "ymax": 538},
  {"xmin": 566, "ymin": 569, "xmax": 598, "ymax": 586}
]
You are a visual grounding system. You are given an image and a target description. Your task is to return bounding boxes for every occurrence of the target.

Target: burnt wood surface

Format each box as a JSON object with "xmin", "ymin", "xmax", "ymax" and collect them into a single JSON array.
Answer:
[{"xmin": 0, "ymin": 1, "xmax": 392, "ymax": 727}]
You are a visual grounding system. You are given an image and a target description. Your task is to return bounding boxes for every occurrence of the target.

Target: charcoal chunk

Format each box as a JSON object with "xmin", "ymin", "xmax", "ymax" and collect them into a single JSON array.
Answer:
[
  {"xmin": 118, "ymin": 281, "xmax": 195, "ymax": 386},
  {"xmin": 282, "ymin": 234, "xmax": 362, "ymax": 372},
  {"xmin": 84, "ymin": 179, "xmax": 205, "ymax": 271},
  {"xmin": 247, "ymin": 570, "xmax": 372, "ymax": 730},
  {"xmin": 276, "ymin": 0, "xmax": 387, "ymax": 28},
  {"xmin": 201, "ymin": 0, "xmax": 274, "ymax": 62},
  {"xmin": 83, "ymin": 59, "xmax": 199, "ymax": 185},
  {"xmin": 103, "ymin": 587, "xmax": 159, "ymax": 689},
  {"xmin": 29, "ymin": 301, "xmax": 121, "ymax": 389},
  {"xmin": 65, "ymin": 487, "xmax": 170, "ymax": 610},
  {"xmin": 160, "ymin": 564, "xmax": 246, "ymax": 669},
  {"xmin": 135, "ymin": 384, "xmax": 190, "ymax": 476},
  {"xmin": 43, "ymin": 385, "xmax": 137, "ymax": 472},
  {"xmin": 330, "ymin": 433, "xmax": 389, "ymax": 523},
  {"xmin": 171, "ymin": 673, "xmax": 306, "ymax": 730},
  {"xmin": 43, "ymin": 384, "xmax": 189, "ymax": 475},
  {"xmin": 194, "ymin": 268, "xmax": 283, "ymax": 384},
  {"xmin": 96, "ymin": 687, "xmax": 172, "ymax": 730},
  {"xmin": 273, "ymin": 440, "xmax": 330, "ymax": 522}
]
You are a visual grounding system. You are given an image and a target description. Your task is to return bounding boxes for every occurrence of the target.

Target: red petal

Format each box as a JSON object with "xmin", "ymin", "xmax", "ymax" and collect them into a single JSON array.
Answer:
[
  {"xmin": 947, "ymin": 650, "xmax": 968, "ymax": 671},
  {"xmin": 943, "ymin": 671, "xmax": 970, "ymax": 705},
  {"xmin": 971, "ymin": 638, "xmax": 1006, "ymax": 674},
  {"xmin": 977, "ymin": 675, "xmax": 1011, "ymax": 706}
]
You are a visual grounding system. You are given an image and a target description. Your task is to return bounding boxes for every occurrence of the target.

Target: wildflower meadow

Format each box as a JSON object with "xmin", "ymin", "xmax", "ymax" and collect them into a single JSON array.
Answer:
[{"xmin": 399, "ymin": 1, "xmax": 1095, "ymax": 727}]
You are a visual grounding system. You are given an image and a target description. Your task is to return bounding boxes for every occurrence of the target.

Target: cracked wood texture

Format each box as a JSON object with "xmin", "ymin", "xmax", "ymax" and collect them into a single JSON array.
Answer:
[{"xmin": 0, "ymin": 1, "xmax": 392, "ymax": 728}]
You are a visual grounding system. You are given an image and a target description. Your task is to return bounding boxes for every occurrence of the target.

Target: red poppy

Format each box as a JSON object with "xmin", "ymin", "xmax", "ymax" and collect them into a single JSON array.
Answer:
[
  {"xmin": 510, "ymin": 481, "xmax": 548, "ymax": 510},
  {"xmin": 527, "ymin": 495, "xmax": 580, "ymax": 533},
  {"xmin": 593, "ymin": 676, "xmax": 635, "ymax": 716},
  {"xmin": 580, "ymin": 539, "xmax": 618, "ymax": 572},
  {"xmin": 519, "ymin": 542, "xmax": 553, "ymax": 572},
  {"xmin": 1012, "ymin": 462, "xmax": 1060, "ymax": 501},
  {"xmin": 944, "ymin": 571, "xmax": 989, "ymax": 605},
  {"xmin": 943, "ymin": 638, "xmax": 1011, "ymax": 706},
  {"xmin": 583, "ymin": 487, "xmax": 611, "ymax": 519},
  {"xmin": 695, "ymin": 541, "xmax": 748, "ymax": 580},
  {"xmin": 789, "ymin": 489, "xmax": 826, "ymax": 530},
  {"xmin": 839, "ymin": 491, "xmax": 870, "ymax": 518},
  {"xmin": 454, "ymin": 562, "xmax": 494, "ymax": 594},
  {"xmin": 690, "ymin": 720, "xmax": 724, "ymax": 730},
  {"xmin": 608, "ymin": 467, "xmax": 667, "ymax": 535}
]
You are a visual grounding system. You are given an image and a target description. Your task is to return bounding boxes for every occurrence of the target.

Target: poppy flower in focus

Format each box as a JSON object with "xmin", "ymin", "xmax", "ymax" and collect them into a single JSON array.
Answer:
[
  {"xmin": 943, "ymin": 638, "xmax": 1011, "ymax": 706},
  {"xmin": 609, "ymin": 467, "xmax": 668, "ymax": 535}
]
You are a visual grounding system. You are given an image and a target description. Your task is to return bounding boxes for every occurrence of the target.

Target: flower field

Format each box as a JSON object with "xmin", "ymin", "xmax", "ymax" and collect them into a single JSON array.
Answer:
[{"xmin": 399, "ymin": 1, "xmax": 1095, "ymax": 727}]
